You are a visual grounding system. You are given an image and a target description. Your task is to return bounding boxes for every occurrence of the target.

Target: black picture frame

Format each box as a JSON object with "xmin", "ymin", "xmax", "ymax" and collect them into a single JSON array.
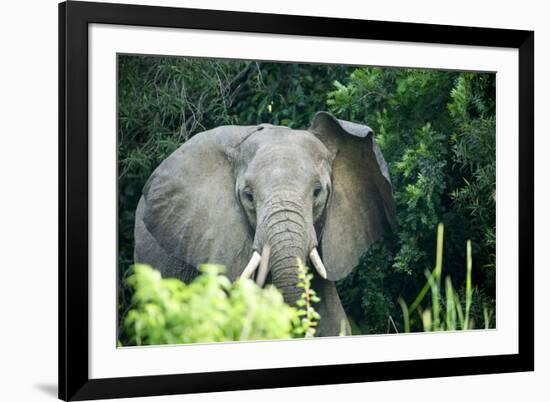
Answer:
[{"xmin": 59, "ymin": 1, "xmax": 534, "ymax": 400}]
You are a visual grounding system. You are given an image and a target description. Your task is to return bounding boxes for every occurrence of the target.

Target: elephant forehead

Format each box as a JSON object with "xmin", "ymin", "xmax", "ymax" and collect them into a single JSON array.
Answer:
[
  {"xmin": 249, "ymin": 128, "xmax": 330, "ymax": 158},
  {"xmin": 250, "ymin": 146, "xmax": 314, "ymax": 175},
  {"xmin": 252, "ymin": 142, "xmax": 327, "ymax": 172},
  {"xmin": 245, "ymin": 149, "xmax": 331, "ymax": 192}
]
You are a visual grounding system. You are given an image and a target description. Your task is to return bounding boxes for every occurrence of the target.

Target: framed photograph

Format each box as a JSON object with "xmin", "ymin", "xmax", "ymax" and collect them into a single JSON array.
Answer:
[{"xmin": 59, "ymin": 1, "xmax": 534, "ymax": 400}]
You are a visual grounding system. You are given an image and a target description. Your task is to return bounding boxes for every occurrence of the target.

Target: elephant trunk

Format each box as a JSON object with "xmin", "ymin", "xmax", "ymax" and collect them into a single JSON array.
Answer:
[{"xmin": 259, "ymin": 197, "xmax": 310, "ymax": 306}]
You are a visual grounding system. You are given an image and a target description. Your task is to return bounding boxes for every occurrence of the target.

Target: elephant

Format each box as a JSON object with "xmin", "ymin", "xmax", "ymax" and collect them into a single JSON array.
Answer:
[{"xmin": 134, "ymin": 111, "xmax": 395, "ymax": 337}]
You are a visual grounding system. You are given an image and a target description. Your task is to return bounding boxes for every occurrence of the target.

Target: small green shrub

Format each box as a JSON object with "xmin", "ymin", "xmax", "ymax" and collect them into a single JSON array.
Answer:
[
  {"xmin": 294, "ymin": 258, "xmax": 321, "ymax": 337},
  {"xmin": 120, "ymin": 261, "xmax": 320, "ymax": 346}
]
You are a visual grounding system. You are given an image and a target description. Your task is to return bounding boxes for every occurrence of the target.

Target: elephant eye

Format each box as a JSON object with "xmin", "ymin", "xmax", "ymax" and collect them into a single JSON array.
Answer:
[
  {"xmin": 243, "ymin": 188, "xmax": 254, "ymax": 203},
  {"xmin": 313, "ymin": 183, "xmax": 322, "ymax": 198}
]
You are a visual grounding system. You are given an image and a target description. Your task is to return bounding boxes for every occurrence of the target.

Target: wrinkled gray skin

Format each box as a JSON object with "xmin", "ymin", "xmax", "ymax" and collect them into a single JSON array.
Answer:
[{"xmin": 134, "ymin": 111, "xmax": 395, "ymax": 336}]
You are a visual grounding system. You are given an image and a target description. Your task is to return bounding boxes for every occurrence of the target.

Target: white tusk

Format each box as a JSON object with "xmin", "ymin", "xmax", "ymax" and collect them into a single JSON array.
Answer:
[
  {"xmin": 256, "ymin": 245, "xmax": 271, "ymax": 287},
  {"xmin": 309, "ymin": 248, "xmax": 328, "ymax": 279},
  {"xmin": 240, "ymin": 251, "xmax": 261, "ymax": 279}
]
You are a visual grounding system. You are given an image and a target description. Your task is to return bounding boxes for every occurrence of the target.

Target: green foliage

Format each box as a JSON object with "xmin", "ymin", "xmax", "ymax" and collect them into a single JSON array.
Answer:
[
  {"xmin": 332, "ymin": 68, "xmax": 496, "ymax": 333},
  {"xmin": 399, "ymin": 224, "xmax": 492, "ymax": 332},
  {"xmin": 121, "ymin": 263, "xmax": 321, "ymax": 345},
  {"xmin": 449, "ymin": 73, "xmax": 497, "ymax": 285},
  {"xmin": 232, "ymin": 62, "xmax": 348, "ymax": 128}
]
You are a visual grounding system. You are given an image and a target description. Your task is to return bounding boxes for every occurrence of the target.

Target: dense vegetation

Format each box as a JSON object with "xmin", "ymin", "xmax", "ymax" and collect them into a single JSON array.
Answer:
[
  {"xmin": 118, "ymin": 55, "xmax": 496, "ymax": 337},
  {"xmin": 330, "ymin": 68, "xmax": 496, "ymax": 333},
  {"xmin": 122, "ymin": 260, "xmax": 320, "ymax": 345}
]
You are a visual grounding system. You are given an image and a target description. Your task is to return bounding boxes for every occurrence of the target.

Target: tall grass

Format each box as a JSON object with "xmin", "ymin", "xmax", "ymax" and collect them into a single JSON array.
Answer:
[{"xmin": 399, "ymin": 223, "xmax": 491, "ymax": 332}]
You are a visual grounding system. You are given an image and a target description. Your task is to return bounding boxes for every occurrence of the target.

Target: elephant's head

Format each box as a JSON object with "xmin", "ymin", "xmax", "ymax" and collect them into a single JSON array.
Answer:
[{"xmin": 141, "ymin": 112, "xmax": 395, "ymax": 305}]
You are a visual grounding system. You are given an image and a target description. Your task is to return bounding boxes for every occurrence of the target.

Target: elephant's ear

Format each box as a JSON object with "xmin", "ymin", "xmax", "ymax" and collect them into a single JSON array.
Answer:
[
  {"xmin": 142, "ymin": 126, "xmax": 256, "ymax": 280},
  {"xmin": 309, "ymin": 112, "xmax": 396, "ymax": 281}
]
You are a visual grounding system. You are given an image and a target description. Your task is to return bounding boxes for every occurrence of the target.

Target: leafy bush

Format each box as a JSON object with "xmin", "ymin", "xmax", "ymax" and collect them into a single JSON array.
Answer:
[{"xmin": 120, "ymin": 261, "xmax": 320, "ymax": 346}]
